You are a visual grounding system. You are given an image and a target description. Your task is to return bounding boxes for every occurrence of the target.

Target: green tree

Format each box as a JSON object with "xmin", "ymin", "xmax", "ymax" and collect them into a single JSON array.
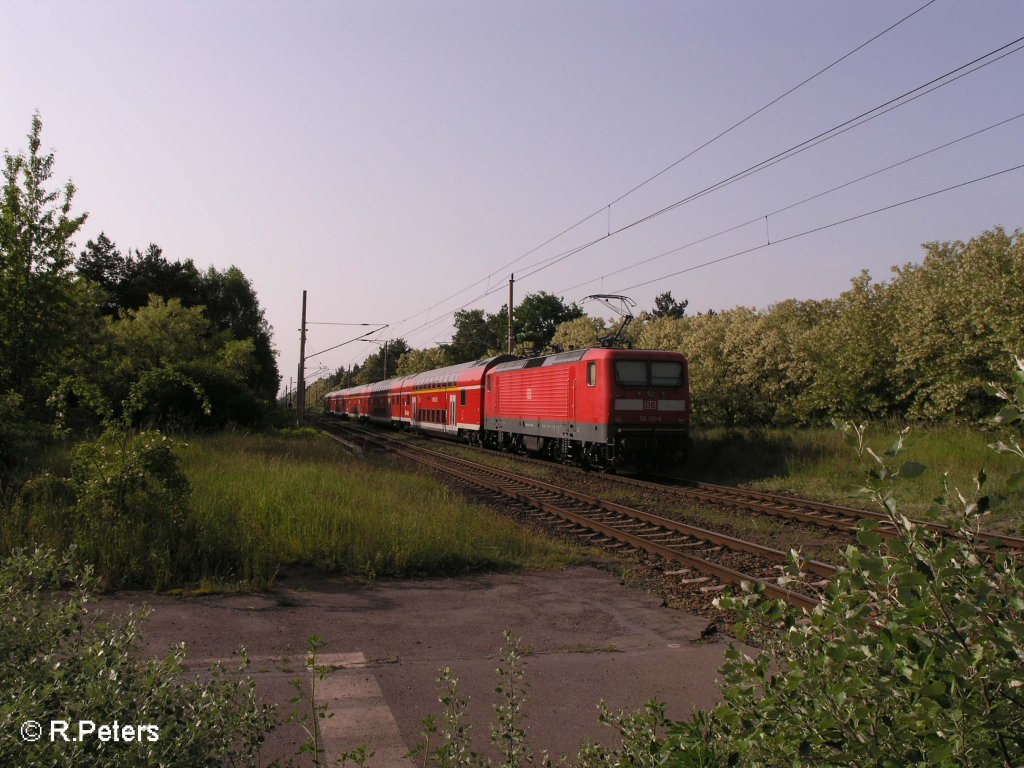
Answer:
[
  {"xmin": 0, "ymin": 114, "xmax": 88, "ymax": 408},
  {"xmin": 75, "ymin": 231, "xmax": 127, "ymax": 315},
  {"xmin": 117, "ymin": 243, "xmax": 204, "ymax": 312},
  {"xmin": 551, "ymin": 315, "xmax": 607, "ymax": 351},
  {"xmin": 200, "ymin": 265, "xmax": 280, "ymax": 401},
  {"xmin": 448, "ymin": 293, "xmax": 583, "ymax": 362},
  {"xmin": 355, "ymin": 338, "xmax": 411, "ymax": 383},
  {"xmin": 513, "ymin": 291, "xmax": 583, "ymax": 351},
  {"xmin": 397, "ymin": 346, "xmax": 453, "ymax": 375},
  {"xmin": 892, "ymin": 227, "xmax": 1024, "ymax": 420},
  {"xmin": 76, "ymin": 236, "xmax": 280, "ymax": 407},
  {"xmin": 449, "ymin": 308, "xmax": 496, "ymax": 362},
  {"xmin": 805, "ymin": 271, "xmax": 899, "ymax": 421},
  {"xmin": 104, "ymin": 297, "xmax": 265, "ymax": 428},
  {"xmin": 110, "ymin": 297, "xmax": 210, "ymax": 375},
  {"xmin": 651, "ymin": 290, "xmax": 688, "ymax": 319}
]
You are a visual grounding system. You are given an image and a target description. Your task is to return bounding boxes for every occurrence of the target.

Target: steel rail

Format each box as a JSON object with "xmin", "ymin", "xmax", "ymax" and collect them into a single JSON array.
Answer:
[
  {"xmin": 321, "ymin": 421, "xmax": 825, "ymax": 610},
  {"xmin": 325, "ymin": 418, "xmax": 1024, "ymax": 555},
  {"xmin": 640, "ymin": 474, "xmax": 1024, "ymax": 554},
  {"xmin": 375, "ymin": 430, "xmax": 837, "ymax": 579}
]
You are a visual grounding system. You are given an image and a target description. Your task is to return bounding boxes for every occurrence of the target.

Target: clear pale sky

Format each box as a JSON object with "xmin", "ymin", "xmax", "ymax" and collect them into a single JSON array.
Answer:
[{"xmin": 3, "ymin": 0, "xmax": 1022, "ymax": 392}]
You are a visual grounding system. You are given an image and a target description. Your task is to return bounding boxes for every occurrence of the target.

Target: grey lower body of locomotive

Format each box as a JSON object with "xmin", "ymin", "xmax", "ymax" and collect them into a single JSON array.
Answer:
[{"xmin": 481, "ymin": 417, "xmax": 689, "ymax": 470}]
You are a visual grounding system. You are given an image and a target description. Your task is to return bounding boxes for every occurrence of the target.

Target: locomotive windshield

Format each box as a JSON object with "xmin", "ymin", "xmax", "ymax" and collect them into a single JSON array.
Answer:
[
  {"xmin": 614, "ymin": 359, "xmax": 684, "ymax": 388},
  {"xmin": 651, "ymin": 361, "xmax": 684, "ymax": 387}
]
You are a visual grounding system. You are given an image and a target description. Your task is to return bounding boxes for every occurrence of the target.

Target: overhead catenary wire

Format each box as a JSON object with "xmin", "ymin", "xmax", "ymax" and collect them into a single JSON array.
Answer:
[
  {"xmin": 381, "ymin": 0, "xmax": 937, "ymax": 341},
  {"xmin": 614, "ymin": 162, "xmax": 1024, "ymax": 294},
  {"xmin": 510, "ymin": 35, "xmax": 1024, "ymax": 287},
  {"xmin": 605, "ymin": 0, "xmax": 940, "ymax": 208},
  {"xmin": 555, "ymin": 110, "xmax": 1024, "ymax": 297},
  {"xmin": 401, "ymin": 124, "xmax": 1023, "ymax": 350},
  {"xmin": 392, "ymin": 31, "xmax": 1024, "ymax": 348},
  {"xmin": 330, "ymin": 145, "xmax": 1019, "ymax": 370},
  {"xmin": 334, "ymin": 23, "xmax": 1024, "ymax": 371},
  {"xmin": 331, "ymin": 153, "xmax": 1019, "ymax": 372},
  {"xmin": 305, "ymin": 326, "xmax": 389, "ymax": 361},
  {"xmin": 613, "ymin": 35, "xmax": 1024, "ymax": 237}
]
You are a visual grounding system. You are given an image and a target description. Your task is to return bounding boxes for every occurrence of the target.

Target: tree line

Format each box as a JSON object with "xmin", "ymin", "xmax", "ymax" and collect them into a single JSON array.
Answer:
[
  {"xmin": 307, "ymin": 225, "xmax": 1021, "ymax": 430},
  {"xmin": 1, "ymin": 115, "xmax": 279, "ymax": 486},
  {"xmin": 546, "ymin": 227, "xmax": 1023, "ymax": 426}
]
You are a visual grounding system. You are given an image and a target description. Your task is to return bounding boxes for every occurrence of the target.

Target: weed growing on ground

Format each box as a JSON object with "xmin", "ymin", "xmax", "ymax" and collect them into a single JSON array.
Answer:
[
  {"xmin": 0, "ymin": 547, "xmax": 277, "ymax": 767},
  {"xmin": 285, "ymin": 635, "xmax": 374, "ymax": 768},
  {"xmin": 409, "ymin": 631, "xmax": 670, "ymax": 768},
  {"xmin": 681, "ymin": 422, "xmax": 1024, "ymax": 524}
]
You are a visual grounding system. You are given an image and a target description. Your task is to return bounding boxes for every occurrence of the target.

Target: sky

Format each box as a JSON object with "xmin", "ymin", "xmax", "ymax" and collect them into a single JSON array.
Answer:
[{"xmin": 3, "ymin": 0, "xmax": 1022, "ymax": 393}]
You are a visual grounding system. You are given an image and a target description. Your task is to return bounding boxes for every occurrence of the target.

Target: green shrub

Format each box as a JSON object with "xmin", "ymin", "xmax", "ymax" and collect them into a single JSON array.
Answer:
[
  {"xmin": 4, "ymin": 429, "xmax": 200, "ymax": 589},
  {"xmin": 0, "ymin": 548, "xmax": 276, "ymax": 767},
  {"xmin": 667, "ymin": 422, "xmax": 1024, "ymax": 767}
]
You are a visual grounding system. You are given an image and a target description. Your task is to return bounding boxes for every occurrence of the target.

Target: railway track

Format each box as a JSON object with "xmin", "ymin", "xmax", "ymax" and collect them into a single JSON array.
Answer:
[
  {"xmin": 317, "ymin": 418, "xmax": 832, "ymax": 610},
  {"xmin": 323, "ymin": 417, "xmax": 1024, "ymax": 556},
  {"xmin": 612, "ymin": 473, "xmax": 1024, "ymax": 555}
]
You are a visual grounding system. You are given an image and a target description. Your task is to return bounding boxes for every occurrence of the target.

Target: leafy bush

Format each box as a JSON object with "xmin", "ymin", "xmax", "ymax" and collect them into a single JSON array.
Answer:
[
  {"xmin": 0, "ymin": 391, "xmax": 50, "ymax": 492},
  {"xmin": 667, "ymin": 422, "xmax": 1024, "ymax": 767},
  {"xmin": 6, "ymin": 429, "xmax": 200, "ymax": 589},
  {"xmin": 0, "ymin": 548, "xmax": 276, "ymax": 767},
  {"xmin": 987, "ymin": 355, "xmax": 1024, "ymax": 504}
]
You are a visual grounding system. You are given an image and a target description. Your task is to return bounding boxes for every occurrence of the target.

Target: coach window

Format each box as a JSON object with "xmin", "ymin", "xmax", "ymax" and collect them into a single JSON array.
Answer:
[
  {"xmin": 586, "ymin": 361, "xmax": 597, "ymax": 387},
  {"xmin": 460, "ymin": 390, "xmax": 466, "ymax": 406}
]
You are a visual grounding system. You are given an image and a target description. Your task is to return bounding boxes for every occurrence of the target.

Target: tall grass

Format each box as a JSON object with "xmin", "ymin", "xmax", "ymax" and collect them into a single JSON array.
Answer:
[
  {"xmin": 180, "ymin": 431, "xmax": 576, "ymax": 588},
  {"xmin": 682, "ymin": 424, "xmax": 1024, "ymax": 525}
]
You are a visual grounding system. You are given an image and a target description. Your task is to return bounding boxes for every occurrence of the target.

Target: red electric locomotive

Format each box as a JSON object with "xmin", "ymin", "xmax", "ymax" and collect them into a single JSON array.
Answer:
[
  {"xmin": 482, "ymin": 348, "xmax": 689, "ymax": 470},
  {"xmin": 326, "ymin": 347, "xmax": 689, "ymax": 471}
]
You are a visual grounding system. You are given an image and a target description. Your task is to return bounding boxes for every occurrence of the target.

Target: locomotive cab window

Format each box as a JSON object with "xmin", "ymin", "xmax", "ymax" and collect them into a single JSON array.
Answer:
[
  {"xmin": 614, "ymin": 360, "xmax": 648, "ymax": 387},
  {"xmin": 651, "ymin": 361, "xmax": 684, "ymax": 387},
  {"xmin": 586, "ymin": 361, "xmax": 597, "ymax": 387},
  {"xmin": 613, "ymin": 360, "xmax": 684, "ymax": 388}
]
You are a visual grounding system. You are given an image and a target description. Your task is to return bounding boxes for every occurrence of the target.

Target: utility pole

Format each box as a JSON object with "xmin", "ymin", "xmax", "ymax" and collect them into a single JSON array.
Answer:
[
  {"xmin": 507, "ymin": 274, "xmax": 514, "ymax": 355},
  {"xmin": 296, "ymin": 290, "xmax": 307, "ymax": 425}
]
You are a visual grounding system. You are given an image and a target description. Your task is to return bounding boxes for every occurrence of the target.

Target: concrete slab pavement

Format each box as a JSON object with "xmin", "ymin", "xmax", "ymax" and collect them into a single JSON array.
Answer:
[{"xmin": 101, "ymin": 566, "xmax": 732, "ymax": 763}]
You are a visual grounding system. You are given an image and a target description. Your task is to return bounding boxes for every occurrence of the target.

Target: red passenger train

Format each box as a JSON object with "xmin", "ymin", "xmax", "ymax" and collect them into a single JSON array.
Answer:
[{"xmin": 325, "ymin": 348, "xmax": 690, "ymax": 470}]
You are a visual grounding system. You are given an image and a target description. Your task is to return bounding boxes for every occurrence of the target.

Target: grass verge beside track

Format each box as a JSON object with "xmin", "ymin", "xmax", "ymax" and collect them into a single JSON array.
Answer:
[
  {"xmin": 180, "ymin": 430, "xmax": 579, "ymax": 590},
  {"xmin": 335, "ymin": 418, "xmax": 1023, "ymax": 530},
  {"xmin": 685, "ymin": 424, "xmax": 1024, "ymax": 525}
]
